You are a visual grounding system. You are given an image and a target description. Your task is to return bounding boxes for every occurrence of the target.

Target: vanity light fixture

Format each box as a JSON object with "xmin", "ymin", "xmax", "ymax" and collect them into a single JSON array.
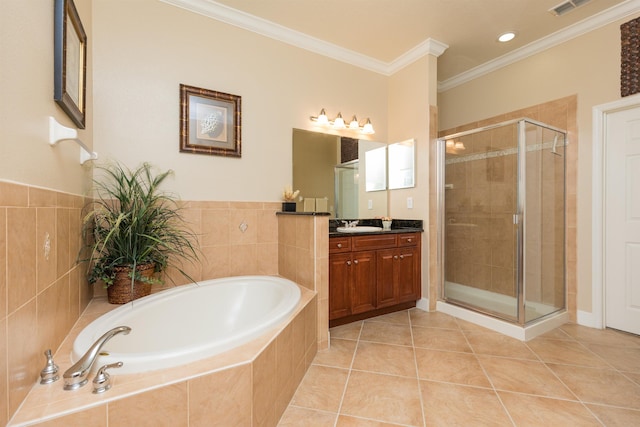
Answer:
[
  {"xmin": 310, "ymin": 109, "xmax": 375, "ymax": 134},
  {"xmin": 445, "ymin": 139, "xmax": 466, "ymax": 154}
]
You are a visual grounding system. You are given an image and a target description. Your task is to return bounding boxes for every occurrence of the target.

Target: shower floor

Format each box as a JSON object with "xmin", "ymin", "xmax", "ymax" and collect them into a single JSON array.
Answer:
[{"xmin": 443, "ymin": 281, "xmax": 560, "ymax": 323}]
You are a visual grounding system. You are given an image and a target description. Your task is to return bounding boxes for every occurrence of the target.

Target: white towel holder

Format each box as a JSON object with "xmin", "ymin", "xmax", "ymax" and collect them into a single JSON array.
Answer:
[{"xmin": 49, "ymin": 116, "xmax": 98, "ymax": 164}]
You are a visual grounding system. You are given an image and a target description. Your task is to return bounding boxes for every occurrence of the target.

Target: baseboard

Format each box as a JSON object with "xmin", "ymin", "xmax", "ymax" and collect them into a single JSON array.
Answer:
[
  {"xmin": 577, "ymin": 310, "xmax": 603, "ymax": 329},
  {"xmin": 415, "ymin": 298, "xmax": 429, "ymax": 312}
]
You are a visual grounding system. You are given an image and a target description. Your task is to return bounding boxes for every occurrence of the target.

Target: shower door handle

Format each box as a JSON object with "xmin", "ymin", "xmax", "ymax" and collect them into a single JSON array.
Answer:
[{"xmin": 513, "ymin": 214, "xmax": 520, "ymax": 225}]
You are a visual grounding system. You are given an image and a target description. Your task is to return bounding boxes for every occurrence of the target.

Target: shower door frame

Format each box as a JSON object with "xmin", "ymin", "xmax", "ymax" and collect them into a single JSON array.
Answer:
[{"xmin": 437, "ymin": 117, "xmax": 567, "ymax": 326}]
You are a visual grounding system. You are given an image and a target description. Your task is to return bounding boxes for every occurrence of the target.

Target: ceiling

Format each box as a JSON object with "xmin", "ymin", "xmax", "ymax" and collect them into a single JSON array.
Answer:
[{"xmin": 205, "ymin": 0, "xmax": 630, "ymax": 83}]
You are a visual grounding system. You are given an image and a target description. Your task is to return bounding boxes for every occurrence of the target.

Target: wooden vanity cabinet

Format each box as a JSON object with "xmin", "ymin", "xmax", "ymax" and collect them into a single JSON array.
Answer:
[{"xmin": 329, "ymin": 232, "xmax": 421, "ymax": 325}]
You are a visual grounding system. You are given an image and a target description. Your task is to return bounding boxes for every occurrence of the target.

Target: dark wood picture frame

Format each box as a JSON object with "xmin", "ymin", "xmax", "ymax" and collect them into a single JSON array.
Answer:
[
  {"xmin": 179, "ymin": 84, "xmax": 242, "ymax": 157},
  {"xmin": 54, "ymin": 0, "xmax": 87, "ymax": 129}
]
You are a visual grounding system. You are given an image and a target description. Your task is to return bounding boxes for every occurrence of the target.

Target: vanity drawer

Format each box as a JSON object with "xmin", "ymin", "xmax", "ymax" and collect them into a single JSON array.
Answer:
[
  {"xmin": 352, "ymin": 234, "xmax": 397, "ymax": 251},
  {"xmin": 329, "ymin": 237, "xmax": 351, "ymax": 253},
  {"xmin": 398, "ymin": 233, "xmax": 420, "ymax": 247}
]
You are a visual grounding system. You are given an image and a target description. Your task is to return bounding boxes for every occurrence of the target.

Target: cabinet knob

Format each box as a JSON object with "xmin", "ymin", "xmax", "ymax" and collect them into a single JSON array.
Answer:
[
  {"xmin": 337, "ymin": 243, "xmax": 342, "ymax": 248},
  {"xmin": 353, "ymin": 259, "xmax": 359, "ymax": 264},
  {"xmin": 394, "ymin": 255, "xmax": 399, "ymax": 260},
  {"xmin": 346, "ymin": 260, "xmax": 351, "ymax": 266},
  {"xmin": 399, "ymin": 254, "xmax": 404, "ymax": 260},
  {"xmin": 407, "ymin": 238, "xmax": 412, "ymax": 243}
]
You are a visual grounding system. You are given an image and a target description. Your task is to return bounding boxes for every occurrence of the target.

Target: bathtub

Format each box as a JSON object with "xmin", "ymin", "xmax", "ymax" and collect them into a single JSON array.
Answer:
[{"xmin": 72, "ymin": 275, "xmax": 301, "ymax": 375}]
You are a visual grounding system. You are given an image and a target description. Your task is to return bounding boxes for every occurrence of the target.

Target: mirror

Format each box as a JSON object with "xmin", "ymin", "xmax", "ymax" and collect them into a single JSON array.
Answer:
[
  {"xmin": 293, "ymin": 129, "xmax": 388, "ymax": 218},
  {"xmin": 388, "ymin": 139, "xmax": 415, "ymax": 189}
]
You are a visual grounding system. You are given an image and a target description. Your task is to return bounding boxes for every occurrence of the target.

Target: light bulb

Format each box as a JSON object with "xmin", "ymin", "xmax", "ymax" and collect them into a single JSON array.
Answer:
[
  {"xmin": 333, "ymin": 112, "xmax": 345, "ymax": 129},
  {"xmin": 362, "ymin": 118, "xmax": 374, "ymax": 134},
  {"xmin": 317, "ymin": 109, "xmax": 329, "ymax": 125},
  {"xmin": 349, "ymin": 115, "xmax": 359, "ymax": 129}
]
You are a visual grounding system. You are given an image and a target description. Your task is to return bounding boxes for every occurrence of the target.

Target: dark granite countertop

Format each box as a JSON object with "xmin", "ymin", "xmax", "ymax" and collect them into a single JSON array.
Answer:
[{"xmin": 329, "ymin": 218, "xmax": 423, "ymax": 237}]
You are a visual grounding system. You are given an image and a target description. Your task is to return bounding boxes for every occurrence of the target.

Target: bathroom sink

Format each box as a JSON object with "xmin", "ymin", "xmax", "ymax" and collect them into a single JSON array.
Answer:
[{"xmin": 336, "ymin": 226, "xmax": 383, "ymax": 233}]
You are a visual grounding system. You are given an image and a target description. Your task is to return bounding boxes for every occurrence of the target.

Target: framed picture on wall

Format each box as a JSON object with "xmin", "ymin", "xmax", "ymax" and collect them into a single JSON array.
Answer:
[
  {"xmin": 179, "ymin": 84, "xmax": 242, "ymax": 157},
  {"xmin": 53, "ymin": 0, "xmax": 87, "ymax": 129}
]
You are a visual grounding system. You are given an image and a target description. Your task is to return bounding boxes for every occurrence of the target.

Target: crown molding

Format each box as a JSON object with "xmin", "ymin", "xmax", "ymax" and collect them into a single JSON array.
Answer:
[
  {"xmin": 438, "ymin": 0, "xmax": 640, "ymax": 92},
  {"xmin": 160, "ymin": 0, "xmax": 447, "ymax": 75},
  {"xmin": 160, "ymin": 0, "xmax": 639, "ymax": 83}
]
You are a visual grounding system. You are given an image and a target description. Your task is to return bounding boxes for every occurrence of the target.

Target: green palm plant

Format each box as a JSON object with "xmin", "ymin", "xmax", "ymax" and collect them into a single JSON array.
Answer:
[{"xmin": 80, "ymin": 162, "xmax": 199, "ymax": 300}]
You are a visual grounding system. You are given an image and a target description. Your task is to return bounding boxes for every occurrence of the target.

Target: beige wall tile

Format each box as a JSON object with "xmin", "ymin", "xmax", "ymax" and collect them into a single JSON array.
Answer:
[
  {"xmin": 29, "ymin": 187, "xmax": 57, "ymax": 207},
  {"xmin": 108, "ymin": 382, "xmax": 188, "ymax": 427},
  {"xmin": 7, "ymin": 207, "xmax": 37, "ymax": 312},
  {"xmin": 257, "ymin": 208, "xmax": 278, "ymax": 244},
  {"xmin": 7, "ymin": 299, "xmax": 38, "ymax": 416},
  {"xmin": 200, "ymin": 246, "xmax": 231, "ymax": 279},
  {"xmin": 189, "ymin": 364, "xmax": 252, "ymax": 427},
  {"xmin": 37, "ymin": 274, "xmax": 70, "ymax": 355},
  {"xmin": 253, "ymin": 340, "xmax": 277, "ymax": 426},
  {"xmin": 201, "ymin": 208, "xmax": 229, "ymax": 247},
  {"xmin": 0, "ymin": 317, "xmax": 7, "ymax": 427},
  {"xmin": 34, "ymin": 405, "xmax": 107, "ymax": 427},
  {"xmin": 257, "ymin": 242, "xmax": 279, "ymax": 275},
  {"xmin": 0, "ymin": 181, "xmax": 29, "ymax": 207},
  {"xmin": 37, "ymin": 207, "xmax": 57, "ymax": 293},
  {"xmin": 55, "ymin": 208, "xmax": 70, "ymax": 276},
  {"xmin": 0, "ymin": 209, "xmax": 6, "ymax": 320},
  {"xmin": 229, "ymin": 244, "xmax": 258, "ymax": 276},
  {"xmin": 229, "ymin": 209, "xmax": 258, "ymax": 245}
]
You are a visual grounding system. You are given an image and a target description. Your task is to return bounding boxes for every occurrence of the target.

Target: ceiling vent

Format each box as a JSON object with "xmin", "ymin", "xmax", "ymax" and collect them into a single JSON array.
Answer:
[{"xmin": 548, "ymin": 0, "xmax": 591, "ymax": 16}]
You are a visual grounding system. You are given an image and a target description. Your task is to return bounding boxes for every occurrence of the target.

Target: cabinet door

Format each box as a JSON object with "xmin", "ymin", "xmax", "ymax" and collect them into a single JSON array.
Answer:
[
  {"xmin": 351, "ymin": 250, "xmax": 377, "ymax": 314},
  {"xmin": 329, "ymin": 252, "xmax": 352, "ymax": 320},
  {"xmin": 397, "ymin": 246, "xmax": 419, "ymax": 303},
  {"xmin": 376, "ymin": 249, "xmax": 397, "ymax": 308}
]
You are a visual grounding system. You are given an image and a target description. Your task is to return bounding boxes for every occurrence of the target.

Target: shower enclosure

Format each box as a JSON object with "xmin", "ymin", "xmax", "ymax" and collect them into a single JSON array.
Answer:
[{"xmin": 438, "ymin": 118, "xmax": 566, "ymax": 325}]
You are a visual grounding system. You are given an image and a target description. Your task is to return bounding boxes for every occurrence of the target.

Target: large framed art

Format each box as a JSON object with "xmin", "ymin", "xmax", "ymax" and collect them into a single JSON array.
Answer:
[{"xmin": 54, "ymin": 0, "xmax": 87, "ymax": 129}]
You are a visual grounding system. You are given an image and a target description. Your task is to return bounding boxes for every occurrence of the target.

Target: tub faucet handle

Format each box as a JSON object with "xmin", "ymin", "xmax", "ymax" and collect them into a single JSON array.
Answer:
[
  {"xmin": 40, "ymin": 349, "xmax": 59, "ymax": 384},
  {"xmin": 92, "ymin": 361, "xmax": 123, "ymax": 394}
]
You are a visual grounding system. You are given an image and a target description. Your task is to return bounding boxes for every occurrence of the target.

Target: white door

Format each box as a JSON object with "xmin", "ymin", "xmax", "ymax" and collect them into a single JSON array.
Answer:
[{"xmin": 605, "ymin": 106, "xmax": 640, "ymax": 335}]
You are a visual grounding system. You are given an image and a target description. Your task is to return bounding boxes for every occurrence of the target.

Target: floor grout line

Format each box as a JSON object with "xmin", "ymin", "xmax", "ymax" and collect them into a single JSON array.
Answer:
[{"xmin": 280, "ymin": 309, "xmax": 640, "ymax": 426}]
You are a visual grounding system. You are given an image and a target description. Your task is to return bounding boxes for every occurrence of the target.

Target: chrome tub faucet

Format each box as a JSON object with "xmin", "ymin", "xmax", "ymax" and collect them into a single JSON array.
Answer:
[{"xmin": 63, "ymin": 325, "xmax": 131, "ymax": 391}]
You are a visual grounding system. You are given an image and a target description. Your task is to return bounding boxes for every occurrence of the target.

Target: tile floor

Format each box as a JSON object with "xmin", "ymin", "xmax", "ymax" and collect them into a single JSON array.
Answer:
[{"xmin": 278, "ymin": 309, "xmax": 640, "ymax": 426}]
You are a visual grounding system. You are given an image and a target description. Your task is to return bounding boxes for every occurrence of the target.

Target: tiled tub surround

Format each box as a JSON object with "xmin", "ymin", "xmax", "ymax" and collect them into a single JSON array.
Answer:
[
  {"xmin": 9, "ymin": 288, "xmax": 318, "ymax": 426},
  {"xmin": 0, "ymin": 181, "xmax": 93, "ymax": 427},
  {"xmin": 2, "ymin": 190, "xmax": 328, "ymax": 426},
  {"xmin": 278, "ymin": 213, "xmax": 330, "ymax": 352}
]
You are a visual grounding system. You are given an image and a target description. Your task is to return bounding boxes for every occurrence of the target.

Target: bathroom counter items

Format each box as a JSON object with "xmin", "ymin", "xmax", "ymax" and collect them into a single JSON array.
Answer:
[{"xmin": 329, "ymin": 218, "xmax": 423, "ymax": 237}]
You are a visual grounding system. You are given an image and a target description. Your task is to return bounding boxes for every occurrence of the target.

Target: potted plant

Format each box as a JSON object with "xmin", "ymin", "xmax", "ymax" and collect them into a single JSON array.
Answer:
[
  {"xmin": 80, "ymin": 162, "xmax": 199, "ymax": 304},
  {"xmin": 282, "ymin": 185, "xmax": 299, "ymax": 212}
]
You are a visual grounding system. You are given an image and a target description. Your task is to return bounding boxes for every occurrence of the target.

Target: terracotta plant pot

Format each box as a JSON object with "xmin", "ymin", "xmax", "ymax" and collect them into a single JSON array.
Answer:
[{"xmin": 107, "ymin": 263, "xmax": 156, "ymax": 304}]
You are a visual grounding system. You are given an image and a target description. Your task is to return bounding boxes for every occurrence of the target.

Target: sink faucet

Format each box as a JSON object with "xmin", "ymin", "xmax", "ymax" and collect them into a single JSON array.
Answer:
[
  {"xmin": 63, "ymin": 326, "xmax": 131, "ymax": 390},
  {"xmin": 341, "ymin": 220, "xmax": 359, "ymax": 228}
]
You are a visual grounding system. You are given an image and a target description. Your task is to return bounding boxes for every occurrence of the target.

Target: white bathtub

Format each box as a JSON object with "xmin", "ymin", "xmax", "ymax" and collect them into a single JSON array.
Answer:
[{"xmin": 72, "ymin": 275, "xmax": 301, "ymax": 374}]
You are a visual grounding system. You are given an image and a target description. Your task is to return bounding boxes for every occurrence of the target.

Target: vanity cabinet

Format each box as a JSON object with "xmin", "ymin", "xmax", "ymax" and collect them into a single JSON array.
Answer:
[{"xmin": 329, "ymin": 232, "xmax": 421, "ymax": 326}]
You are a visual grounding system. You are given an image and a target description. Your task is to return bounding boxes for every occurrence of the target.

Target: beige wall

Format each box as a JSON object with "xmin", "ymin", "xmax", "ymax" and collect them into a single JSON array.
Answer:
[
  {"xmin": 0, "ymin": 0, "xmax": 93, "ymax": 195},
  {"xmin": 388, "ymin": 55, "xmax": 437, "ymax": 301},
  {"xmin": 92, "ymin": 0, "xmax": 389, "ymax": 202},
  {"xmin": 438, "ymin": 13, "xmax": 640, "ymax": 314}
]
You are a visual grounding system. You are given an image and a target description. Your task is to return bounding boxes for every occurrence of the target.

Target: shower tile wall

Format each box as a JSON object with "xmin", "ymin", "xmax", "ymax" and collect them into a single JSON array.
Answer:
[
  {"xmin": 444, "ymin": 126, "xmax": 518, "ymax": 297},
  {"xmin": 438, "ymin": 94, "xmax": 578, "ymax": 321}
]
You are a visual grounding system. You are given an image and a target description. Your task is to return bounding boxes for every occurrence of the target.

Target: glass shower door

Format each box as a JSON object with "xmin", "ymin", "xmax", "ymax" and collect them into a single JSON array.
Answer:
[
  {"xmin": 522, "ymin": 121, "xmax": 566, "ymax": 323},
  {"xmin": 442, "ymin": 123, "xmax": 520, "ymax": 321}
]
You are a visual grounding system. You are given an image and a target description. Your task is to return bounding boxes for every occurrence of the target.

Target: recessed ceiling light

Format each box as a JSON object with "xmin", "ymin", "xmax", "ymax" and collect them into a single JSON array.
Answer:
[{"xmin": 498, "ymin": 32, "xmax": 516, "ymax": 43}]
